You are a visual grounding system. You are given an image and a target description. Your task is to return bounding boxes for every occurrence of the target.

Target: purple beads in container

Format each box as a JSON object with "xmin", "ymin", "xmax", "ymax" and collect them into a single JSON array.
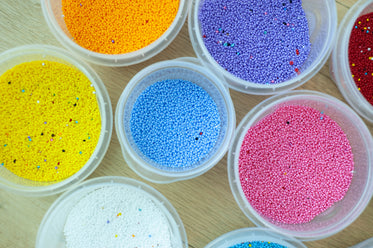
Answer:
[{"xmin": 189, "ymin": 0, "xmax": 338, "ymax": 94}]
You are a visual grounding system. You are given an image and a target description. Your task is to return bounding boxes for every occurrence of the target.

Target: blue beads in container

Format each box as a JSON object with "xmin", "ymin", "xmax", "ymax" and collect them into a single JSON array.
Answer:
[
  {"xmin": 115, "ymin": 57, "xmax": 235, "ymax": 183},
  {"xmin": 205, "ymin": 228, "xmax": 307, "ymax": 248}
]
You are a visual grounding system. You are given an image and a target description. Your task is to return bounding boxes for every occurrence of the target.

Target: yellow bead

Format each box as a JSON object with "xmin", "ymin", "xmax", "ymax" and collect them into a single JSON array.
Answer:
[{"xmin": 0, "ymin": 61, "xmax": 101, "ymax": 182}]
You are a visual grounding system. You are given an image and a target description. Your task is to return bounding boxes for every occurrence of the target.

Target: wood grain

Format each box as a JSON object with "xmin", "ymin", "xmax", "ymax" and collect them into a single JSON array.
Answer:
[{"xmin": 0, "ymin": 1, "xmax": 372, "ymax": 247}]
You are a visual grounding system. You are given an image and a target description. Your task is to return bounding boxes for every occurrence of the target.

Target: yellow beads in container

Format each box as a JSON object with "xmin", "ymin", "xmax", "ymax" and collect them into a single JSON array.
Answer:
[{"xmin": 0, "ymin": 60, "xmax": 101, "ymax": 182}]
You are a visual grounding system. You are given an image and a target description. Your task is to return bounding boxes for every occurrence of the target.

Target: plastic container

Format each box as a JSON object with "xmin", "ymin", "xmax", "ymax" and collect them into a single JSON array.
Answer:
[
  {"xmin": 351, "ymin": 237, "xmax": 373, "ymax": 248},
  {"xmin": 228, "ymin": 90, "xmax": 373, "ymax": 241},
  {"xmin": 36, "ymin": 176, "xmax": 187, "ymax": 248},
  {"xmin": 0, "ymin": 45, "xmax": 112, "ymax": 197},
  {"xmin": 116, "ymin": 57, "xmax": 235, "ymax": 183},
  {"xmin": 41, "ymin": 0, "xmax": 190, "ymax": 66},
  {"xmin": 205, "ymin": 228, "xmax": 306, "ymax": 248},
  {"xmin": 189, "ymin": 0, "xmax": 337, "ymax": 95},
  {"xmin": 330, "ymin": 0, "xmax": 373, "ymax": 123}
]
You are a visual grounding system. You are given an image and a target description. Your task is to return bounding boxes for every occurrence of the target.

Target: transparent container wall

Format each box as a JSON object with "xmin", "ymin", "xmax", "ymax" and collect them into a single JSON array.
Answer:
[
  {"xmin": 47, "ymin": 0, "xmax": 72, "ymax": 38},
  {"xmin": 237, "ymin": 94, "xmax": 371, "ymax": 235},
  {"xmin": 360, "ymin": 2, "xmax": 373, "ymax": 15},
  {"xmin": 301, "ymin": 0, "xmax": 335, "ymax": 70},
  {"xmin": 123, "ymin": 67, "xmax": 229, "ymax": 172},
  {"xmin": 37, "ymin": 187, "xmax": 83, "ymax": 248}
]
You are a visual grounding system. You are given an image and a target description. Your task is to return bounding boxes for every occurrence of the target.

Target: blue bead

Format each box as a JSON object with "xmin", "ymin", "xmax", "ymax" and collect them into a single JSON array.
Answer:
[
  {"xmin": 229, "ymin": 241, "xmax": 287, "ymax": 248},
  {"xmin": 129, "ymin": 79, "xmax": 221, "ymax": 171}
]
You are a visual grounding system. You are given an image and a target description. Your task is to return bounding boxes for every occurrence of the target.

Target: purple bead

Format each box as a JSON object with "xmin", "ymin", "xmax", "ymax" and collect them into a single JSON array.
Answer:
[{"xmin": 199, "ymin": 0, "xmax": 311, "ymax": 84}]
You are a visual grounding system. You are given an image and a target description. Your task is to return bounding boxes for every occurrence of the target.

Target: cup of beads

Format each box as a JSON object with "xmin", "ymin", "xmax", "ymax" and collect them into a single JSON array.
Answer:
[
  {"xmin": 205, "ymin": 228, "xmax": 306, "ymax": 248},
  {"xmin": 41, "ymin": 0, "xmax": 190, "ymax": 66},
  {"xmin": 0, "ymin": 45, "xmax": 112, "ymax": 196},
  {"xmin": 330, "ymin": 0, "xmax": 373, "ymax": 123},
  {"xmin": 189, "ymin": 0, "xmax": 337, "ymax": 95},
  {"xmin": 351, "ymin": 237, "xmax": 373, "ymax": 248},
  {"xmin": 36, "ymin": 176, "xmax": 187, "ymax": 248},
  {"xmin": 228, "ymin": 90, "xmax": 373, "ymax": 240},
  {"xmin": 116, "ymin": 57, "xmax": 235, "ymax": 183}
]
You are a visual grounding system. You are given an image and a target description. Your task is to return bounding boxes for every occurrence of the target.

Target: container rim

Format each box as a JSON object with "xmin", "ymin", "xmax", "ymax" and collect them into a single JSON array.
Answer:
[
  {"xmin": 115, "ymin": 58, "xmax": 236, "ymax": 183},
  {"xmin": 331, "ymin": 0, "xmax": 373, "ymax": 122},
  {"xmin": 227, "ymin": 90, "xmax": 373, "ymax": 241}
]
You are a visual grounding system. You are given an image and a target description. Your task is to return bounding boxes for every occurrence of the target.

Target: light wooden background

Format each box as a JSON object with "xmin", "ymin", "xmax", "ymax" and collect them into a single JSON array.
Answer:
[{"xmin": 0, "ymin": 0, "xmax": 372, "ymax": 247}]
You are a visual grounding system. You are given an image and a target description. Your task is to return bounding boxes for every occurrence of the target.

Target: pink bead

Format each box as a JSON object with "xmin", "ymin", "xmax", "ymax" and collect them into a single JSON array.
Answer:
[{"xmin": 238, "ymin": 105, "xmax": 354, "ymax": 224}]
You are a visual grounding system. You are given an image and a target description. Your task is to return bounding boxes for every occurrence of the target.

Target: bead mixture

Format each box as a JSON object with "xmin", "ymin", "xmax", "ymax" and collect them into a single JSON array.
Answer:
[
  {"xmin": 62, "ymin": 0, "xmax": 179, "ymax": 54},
  {"xmin": 229, "ymin": 241, "xmax": 287, "ymax": 248},
  {"xmin": 64, "ymin": 185, "xmax": 172, "ymax": 247},
  {"xmin": 130, "ymin": 79, "xmax": 221, "ymax": 171},
  {"xmin": 0, "ymin": 61, "xmax": 101, "ymax": 182},
  {"xmin": 199, "ymin": 0, "xmax": 311, "ymax": 84},
  {"xmin": 349, "ymin": 13, "xmax": 373, "ymax": 105},
  {"xmin": 239, "ymin": 105, "xmax": 354, "ymax": 224}
]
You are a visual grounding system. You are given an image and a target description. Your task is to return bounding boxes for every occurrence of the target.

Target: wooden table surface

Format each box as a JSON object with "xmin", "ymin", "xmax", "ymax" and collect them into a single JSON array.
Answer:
[{"xmin": 0, "ymin": 0, "xmax": 372, "ymax": 247}]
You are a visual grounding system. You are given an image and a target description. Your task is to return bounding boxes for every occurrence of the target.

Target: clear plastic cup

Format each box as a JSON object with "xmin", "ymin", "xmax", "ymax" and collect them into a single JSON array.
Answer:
[
  {"xmin": 205, "ymin": 228, "xmax": 306, "ymax": 248},
  {"xmin": 115, "ymin": 57, "xmax": 235, "ymax": 183},
  {"xmin": 330, "ymin": 0, "xmax": 373, "ymax": 123},
  {"xmin": 189, "ymin": 0, "xmax": 337, "ymax": 95},
  {"xmin": 228, "ymin": 90, "xmax": 373, "ymax": 241},
  {"xmin": 36, "ymin": 176, "xmax": 187, "ymax": 248},
  {"xmin": 41, "ymin": 0, "xmax": 190, "ymax": 66},
  {"xmin": 0, "ymin": 45, "xmax": 113, "ymax": 197},
  {"xmin": 351, "ymin": 237, "xmax": 373, "ymax": 248}
]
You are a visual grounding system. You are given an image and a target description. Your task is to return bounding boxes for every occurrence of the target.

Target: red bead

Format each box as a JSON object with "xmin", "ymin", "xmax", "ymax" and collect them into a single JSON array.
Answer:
[{"xmin": 349, "ymin": 12, "xmax": 373, "ymax": 106}]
